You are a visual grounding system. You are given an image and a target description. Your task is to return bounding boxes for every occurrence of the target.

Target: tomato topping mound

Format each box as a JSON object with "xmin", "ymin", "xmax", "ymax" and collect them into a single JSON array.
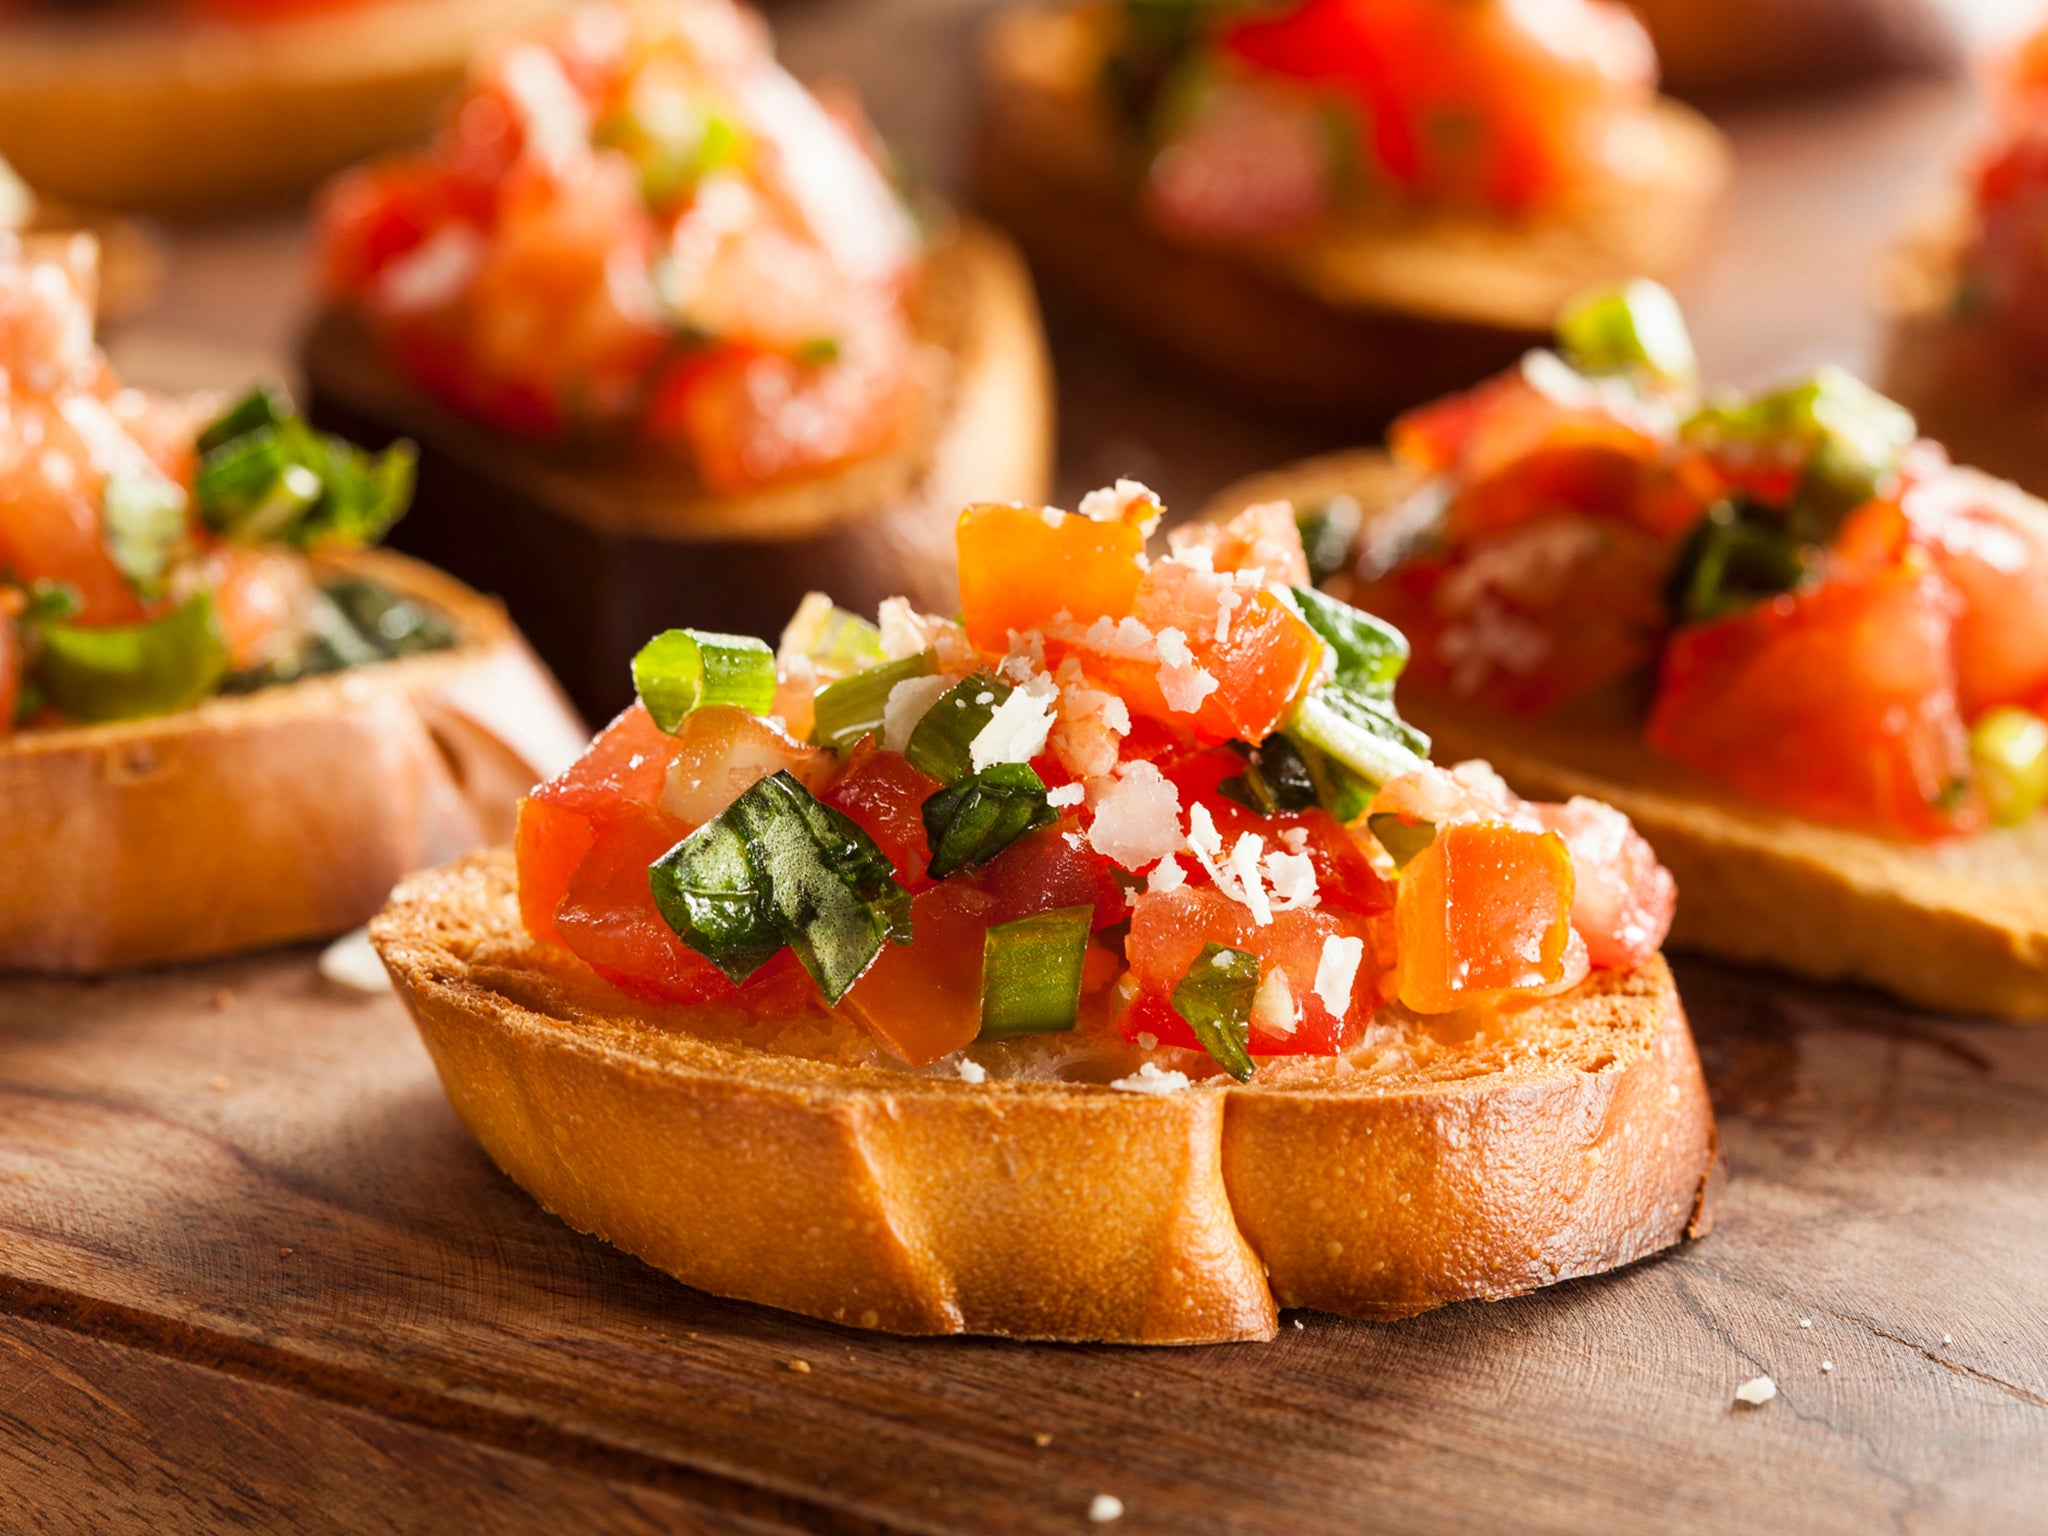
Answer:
[{"xmin": 511, "ymin": 487, "xmax": 1677, "ymax": 1080}]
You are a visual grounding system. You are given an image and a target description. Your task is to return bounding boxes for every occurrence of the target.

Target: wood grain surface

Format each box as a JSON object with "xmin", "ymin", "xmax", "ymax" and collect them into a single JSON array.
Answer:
[
  {"xmin": 8, "ymin": 1, "xmax": 2047, "ymax": 1531},
  {"xmin": 1, "ymin": 953, "xmax": 2044, "ymax": 1534}
]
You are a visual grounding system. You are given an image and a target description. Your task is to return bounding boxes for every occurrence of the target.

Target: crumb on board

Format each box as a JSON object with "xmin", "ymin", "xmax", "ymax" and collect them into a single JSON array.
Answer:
[
  {"xmin": 212, "ymin": 988, "xmax": 234, "ymax": 1010},
  {"xmin": 1821, "ymin": 1361, "xmax": 1834, "ymax": 1373},
  {"xmin": 1033, "ymin": 1432, "xmax": 1053, "ymax": 1448},
  {"xmin": 1798, "ymin": 1318, "xmax": 1812, "ymax": 1329},
  {"xmin": 1088, "ymin": 1493, "xmax": 1124, "ymax": 1524},
  {"xmin": 1734, "ymin": 1375, "xmax": 1777, "ymax": 1406},
  {"xmin": 1943, "ymin": 1334, "xmax": 1953, "ymax": 1346},
  {"xmin": 210, "ymin": 1075, "xmax": 231, "ymax": 1092},
  {"xmin": 279, "ymin": 1247, "xmax": 294, "ymax": 1259},
  {"xmin": 1292, "ymin": 1318, "xmax": 1305, "ymax": 1330},
  {"xmin": 788, "ymin": 1359, "xmax": 811, "ymax": 1374}
]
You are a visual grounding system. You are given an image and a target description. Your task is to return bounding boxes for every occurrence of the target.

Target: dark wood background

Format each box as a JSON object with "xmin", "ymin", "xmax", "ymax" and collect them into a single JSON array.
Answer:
[{"xmin": 7, "ymin": 2, "xmax": 2048, "ymax": 1531}]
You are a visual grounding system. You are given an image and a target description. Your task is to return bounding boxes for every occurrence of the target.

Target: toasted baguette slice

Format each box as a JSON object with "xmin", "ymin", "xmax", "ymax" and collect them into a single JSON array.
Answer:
[
  {"xmin": 1205, "ymin": 451, "xmax": 2048, "ymax": 1020},
  {"xmin": 0, "ymin": 549, "xmax": 584, "ymax": 975},
  {"xmin": 372, "ymin": 849, "xmax": 1719, "ymax": 1344},
  {"xmin": 973, "ymin": 5, "xmax": 1730, "ymax": 426},
  {"xmin": 0, "ymin": 0, "xmax": 572, "ymax": 212},
  {"xmin": 305, "ymin": 220, "xmax": 1054, "ymax": 719}
]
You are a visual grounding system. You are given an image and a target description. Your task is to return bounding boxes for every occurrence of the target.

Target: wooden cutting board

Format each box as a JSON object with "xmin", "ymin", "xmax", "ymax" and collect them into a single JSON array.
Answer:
[{"xmin": 2, "ymin": 949, "xmax": 2043, "ymax": 1534}]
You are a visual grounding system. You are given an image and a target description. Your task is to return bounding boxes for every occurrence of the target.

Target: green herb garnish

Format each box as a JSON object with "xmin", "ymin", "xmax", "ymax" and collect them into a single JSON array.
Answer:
[
  {"xmin": 1556, "ymin": 280, "xmax": 1698, "ymax": 389},
  {"xmin": 649, "ymin": 769, "xmax": 912, "ymax": 1003},
  {"xmin": 1296, "ymin": 496, "xmax": 1363, "ymax": 585},
  {"xmin": 632, "ymin": 628, "xmax": 777, "ymax": 732},
  {"xmin": 33, "ymin": 592, "xmax": 228, "ymax": 722},
  {"xmin": 194, "ymin": 387, "xmax": 415, "ymax": 549},
  {"xmin": 1171, "ymin": 941, "xmax": 1260, "ymax": 1083},
  {"xmin": 921, "ymin": 761, "xmax": 1058, "ymax": 879},
  {"xmin": 903, "ymin": 672, "xmax": 1011, "ymax": 784},
  {"xmin": 810, "ymin": 651, "xmax": 936, "ymax": 753},
  {"xmin": 979, "ymin": 905, "xmax": 1093, "ymax": 1039},
  {"xmin": 101, "ymin": 470, "xmax": 188, "ymax": 597}
]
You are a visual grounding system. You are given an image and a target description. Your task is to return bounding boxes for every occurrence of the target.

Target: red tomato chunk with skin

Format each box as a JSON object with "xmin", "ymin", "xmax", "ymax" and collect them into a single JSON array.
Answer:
[{"xmin": 1395, "ymin": 822, "xmax": 1577, "ymax": 1015}]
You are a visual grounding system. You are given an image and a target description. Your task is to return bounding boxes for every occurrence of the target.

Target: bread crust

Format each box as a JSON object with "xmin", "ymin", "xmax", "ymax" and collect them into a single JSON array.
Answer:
[
  {"xmin": 1205, "ymin": 450, "xmax": 2048, "ymax": 1020},
  {"xmin": 972, "ymin": 4, "xmax": 1728, "ymax": 426},
  {"xmin": 0, "ymin": 0, "xmax": 573, "ymax": 212},
  {"xmin": 372, "ymin": 849, "xmax": 1719, "ymax": 1344},
  {"xmin": 0, "ymin": 548, "xmax": 585, "ymax": 974},
  {"xmin": 304, "ymin": 219, "xmax": 1054, "ymax": 717},
  {"xmin": 1629, "ymin": 0, "xmax": 1959, "ymax": 101}
]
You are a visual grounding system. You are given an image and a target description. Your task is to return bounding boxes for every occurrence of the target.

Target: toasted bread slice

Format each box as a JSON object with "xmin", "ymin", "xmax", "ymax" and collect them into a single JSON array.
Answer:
[
  {"xmin": 0, "ymin": 549, "xmax": 584, "ymax": 975},
  {"xmin": 973, "ymin": 4, "xmax": 1730, "ymax": 426},
  {"xmin": 372, "ymin": 848, "xmax": 1719, "ymax": 1344},
  {"xmin": 1630, "ymin": 0, "xmax": 1959, "ymax": 101},
  {"xmin": 0, "ymin": 0, "xmax": 572, "ymax": 212},
  {"xmin": 1206, "ymin": 451, "xmax": 2048, "ymax": 1020},
  {"xmin": 305, "ymin": 220, "xmax": 1054, "ymax": 719}
]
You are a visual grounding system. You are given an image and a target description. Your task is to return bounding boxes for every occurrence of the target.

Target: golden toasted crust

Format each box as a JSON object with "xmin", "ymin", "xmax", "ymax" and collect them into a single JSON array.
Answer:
[
  {"xmin": 372, "ymin": 849, "xmax": 1719, "ymax": 1343},
  {"xmin": 1205, "ymin": 451, "xmax": 2048, "ymax": 1020},
  {"xmin": 972, "ymin": 5, "xmax": 1729, "ymax": 424},
  {"xmin": 0, "ymin": 549, "xmax": 585, "ymax": 974},
  {"xmin": 0, "ymin": 0, "xmax": 573, "ymax": 212}
]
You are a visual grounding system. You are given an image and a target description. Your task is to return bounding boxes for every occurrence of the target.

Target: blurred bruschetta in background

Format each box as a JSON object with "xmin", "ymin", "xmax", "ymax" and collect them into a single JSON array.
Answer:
[{"xmin": 975, "ymin": 0, "xmax": 1728, "ymax": 428}]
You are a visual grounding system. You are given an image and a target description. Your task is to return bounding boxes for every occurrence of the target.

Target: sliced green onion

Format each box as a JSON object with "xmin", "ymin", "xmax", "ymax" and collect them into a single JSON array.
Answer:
[
  {"xmin": 33, "ymin": 592, "xmax": 228, "ymax": 722},
  {"xmin": 196, "ymin": 385, "xmax": 289, "ymax": 455},
  {"xmin": 922, "ymin": 761, "xmax": 1057, "ymax": 879},
  {"xmin": 1288, "ymin": 687, "xmax": 1429, "ymax": 791},
  {"xmin": 101, "ymin": 469, "xmax": 188, "ymax": 597},
  {"xmin": 195, "ymin": 409, "xmax": 415, "ymax": 551},
  {"xmin": 1556, "ymin": 280, "xmax": 1697, "ymax": 388},
  {"xmin": 1296, "ymin": 496, "xmax": 1363, "ymax": 585},
  {"xmin": 1366, "ymin": 812, "xmax": 1436, "ymax": 868},
  {"xmin": 1971, "ymin": 706, "xmax": 2048, "ymax": 827},
  {"xmin": 1171, "ymin": 942, "xmax": 1259, "ymax": 1083},
  {"xmin": 631, "ymin": 628, "xmax": 776, "ymax": 732},
  {"xmin": 1289, "ymin": 585, "xmax": 1408, "ymax": 699},
  {"xmin": 978, "ymin": 905, "xmax": 1092, "ymax": 1039},
  {"xmin": 648, "ymin": 769, "xmax": 911, "ymax": 1003},
  {"xmin": 24, "ymin": 579, "xmax": 81, "ymax": 623},
  {"xmin": 810, "ymin": 651, "xmax": 935, "ymax": 752},
  {"xmin": 781, "ymin": 593, "xmax": 886, "ymax": 675},
  {"xmin": 795, "ymin": 337, "xmax": 841, "ymax": 367},
  {"xmin": 1683, "ymin": 367, "xmax": 1916, "ymax": 531},
  {"xmin": 904, "ymin": 671, "xmax": 1011, "ymax": 784},
  {"xmin": 1218, "ymin": 733, "xmax": 1320, "ymax": 816}
]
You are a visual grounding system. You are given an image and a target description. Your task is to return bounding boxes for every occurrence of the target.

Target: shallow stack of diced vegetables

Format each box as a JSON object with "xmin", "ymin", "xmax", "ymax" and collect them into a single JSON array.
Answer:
[
  {"xmin": 515, "ymin": 485, "xmax": 1674, "ymax": 1076},
  {"xmin": 1349, "ymin": 281, "xmax": 2048, "ymax": 843}
]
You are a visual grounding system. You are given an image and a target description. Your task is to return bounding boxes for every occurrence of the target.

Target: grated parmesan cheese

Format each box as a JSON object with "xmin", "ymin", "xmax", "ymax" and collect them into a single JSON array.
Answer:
[
  {"xmin": 1262, "ymin": 850, "xmax": 1319, "ymax": 911},
  {"xmin": 955, "ymin": 1057, "xmax": 988, "ymax": 1083},
  {"xmin": 1314, "ymin": 935, "xmax": 1364, "ymax": 1019},
  {"xmin": 1088, "ymin": 761, "xmax": 1184, "ymax": 870},
  {"xmin": 1251, "ymin": 965, "xmax": 1297, "ymax": 1037},
  {"xmin": 1158, "ymin": 662, "xmax": 1220, "ymax": 716},
  {"xmin": 1046, "ymin": 782, "xmax": 1086, "ymax": 808},
  {"xmin": 881, "ymin": 674, "xmax": 951, "ymax": 752},
  {"xmin": 1110, "ymin": 1064, "xmax": 1189, "ymax": 1096},
  {"xmin": 1734, "ymin": 1375, "xmax": 1777, "ymax": 1406},
  {"xmin": 1146, "ymin": 855, "xmax": 1187, "ymax": 894},
  {"xmin": 968, "ymin": 674, "xmax": 1058, "ymax": 770},
  {"xmin": 1078, "ymin": 479, "xmax": 1163, "ymax": 536}
]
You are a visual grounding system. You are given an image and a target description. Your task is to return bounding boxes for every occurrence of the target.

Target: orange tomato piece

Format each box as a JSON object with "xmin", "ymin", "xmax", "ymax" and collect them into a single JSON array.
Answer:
[
  {"xmin": 956, "ymin": 504, "xmax": 1147, "ymax": 654},
  {"xmin": 1646, "ymin": 565, "xmax": 1981, "ymax": 840},
  {"xmin": 1395, "ymin": 822, "xmax": 1576, "ymax": 1014},
  {"xmin": 839, "ymin": 882, "xmax": 993, "ymax": 1066},
  {"xmin": 552, "ymin": 800, "xmax": 729, "ymax": 1007}
]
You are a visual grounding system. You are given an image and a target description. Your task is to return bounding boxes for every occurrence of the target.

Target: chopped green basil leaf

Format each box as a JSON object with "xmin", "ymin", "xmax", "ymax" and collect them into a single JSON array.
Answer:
[
  {"xmin": 1218, "ymin": 733, "xmax": 1320, "ymax": 816},
  {"xmin": 102, "ymin": 470, "xmax": 188, "ymax": 596},
  {"xmin": 196, "ymin": 385, "xmax": 289, "ymax": 455},
  {"xmin": 220, "ymin": 579, "xmax": 456, "ymax": 694},
  {"xmin": 1289, "ymin": 584, "xmax": 1407, "ymax": 698},
  {"xmin": 1171, "ymin": 941, "xmax": 1259, "ymax": 1083},
  {"xmin": 33, "ymin": 592, "xmax": 228, "ymax": 722},
  {"xmin": 1366, "ymin": 812, "xmax": 1435, "ymax": 867},
  {"xmin": 810, "ymin": 651, "xmax": 935, "ymax": 753},
  {"xmin": 1556, "ymin": 280, "xmax": 1697, "ymax": 387},
  {"xmin": 904, "ymin": 671, "xmax": 1011, "ymax": 784},
  {"xmin": 979, "ymin": 905, "xmax": 1092, "ymax": 1039},
  {"xmin": 1665, "ymin": 497, "xmax": 1817, "ymax": 624},
  {"xmin": 649, "ymin": 769, "xmax": 911, "ymax": 1003},
  {"xmin": 795, "ymin": 337, "xmax": 840, "ymax": 367},
  {"xmin": 921, "ymin": 760, "xmax": 1057, "ymax": 879},
  {"xmin": 24, "ymin": 578, "xmax": 81, "ymax": 623},
  {"xmin": 1296, "ymin": 496, "xmax": 1363, "ymax": 585},
  {"xmin": 632, "ymin": 628, "xmax": 777, "ymax": 732}
]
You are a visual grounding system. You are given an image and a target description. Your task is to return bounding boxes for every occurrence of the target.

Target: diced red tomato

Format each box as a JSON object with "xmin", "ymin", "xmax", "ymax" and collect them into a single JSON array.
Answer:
[
  {"xmin": 820, "ymin": 744, "xmax": 942, "ymax": 892},
  {"xmin": 970, "ymin": 818, "xmax": 1126, "ymax": 931},
  {"xmin": 1120, "ymin": 886, "xmax": 1390, "ymax": 1056},
  {"xmin": 956, "ymin": 504, "xmax": 1148, "ymax": 654},
  {"xmin": 1395, "ymin": 821, "xmax": 1576, "ymax": 1014},
  {"xmin": 1532, "ymin": 798, "xmax": 1675, "ymax": 969},
  {"xmin": 1906, "ymin": 474, "xmax": 2048, "ymax": 718},
  {"xmin": 839, "ymin": 882, "xmax": 993, "ymax": 1066},
  {"xmin": 1219, "ymin": 0, "xmax": 1655, "ymax": 213},
  {"xmin": 0, "ymin": 398, "xmax": 148, "ymax": 626},
  {"xmin": 314, "ymin": 161, "xmax": 492, "ymax": 298},
  {"xmin": 1168, "ymin": 501, "xmax": 1312, "ymax": 588},
  {"xmin": 551, "ymin": 800, "xmax": 729, "ymax": 1006},
  {"xmin": 1648, "ymin": 564, "xmax": 1982, "ymax": 840}
]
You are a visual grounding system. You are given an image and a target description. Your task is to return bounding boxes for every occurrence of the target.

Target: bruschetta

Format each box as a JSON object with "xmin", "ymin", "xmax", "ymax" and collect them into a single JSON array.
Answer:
[
  {"xmin": 1887, "ymin": 26, "xmax": 2048, "ymax": 500},
  {"xmin": 371, "ymin": 484, "xmax": 1718, "ymax": 1343},
  {"xmin": 0, "ymin": 230, "xmax": 583, "ymax": 973},
  {"xmin": 0, "ymin": 0, "xmax": 573, "ymax": 211},
  {"xmin": 974, "ymin": 0, "xmax": 1728, "ymax": 425},
  {"xmin": 303, "ymin": 0, "xmax": 1054, "ymax": 718},
  {"xmin": 1211, "ymin": 282, "xmax": 2048, "ymax": 1018}
]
